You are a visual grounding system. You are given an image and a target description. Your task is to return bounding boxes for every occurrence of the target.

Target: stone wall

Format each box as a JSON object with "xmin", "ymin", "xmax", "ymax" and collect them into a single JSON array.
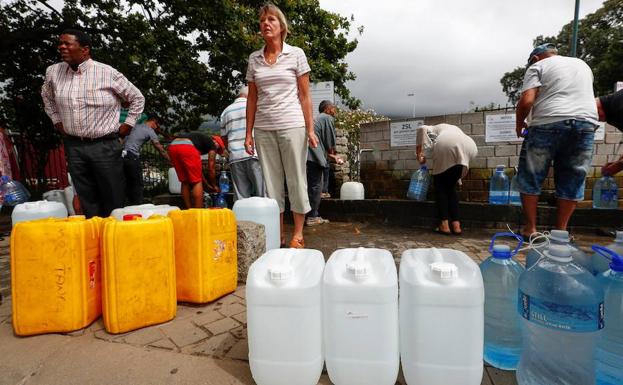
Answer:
[{"xmin": 356, "ymin": 111, "xmax": 623, "ymax": 207}]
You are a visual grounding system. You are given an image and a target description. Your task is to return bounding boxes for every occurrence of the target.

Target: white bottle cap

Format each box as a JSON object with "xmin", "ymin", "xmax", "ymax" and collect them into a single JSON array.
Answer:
[
  {"xmin": 346, "ymin": 260, "xmax": 369, "ymax": 280},
  {"xmin": 545, "ymin": 245, "xmax": 572, "ymax": 262},
  {"xmin": 615, "ymin": 231, "xmax": 623, "ymax": 243},
  {"xmin": 268, "ymin": 265, "xmax": 293, "ymax": 283},
  {"xmin": 430, "ymin": 262, "xmax": 458, "ymax": 280},
  {"xmin": 549, "ymin": 230, "xmax": 569, "ymax": 243}
]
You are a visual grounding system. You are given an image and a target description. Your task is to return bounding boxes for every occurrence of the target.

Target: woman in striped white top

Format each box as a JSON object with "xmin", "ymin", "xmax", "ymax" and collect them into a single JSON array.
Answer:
[{"xmin": 245, "ymin": 2, "xmax": 319, "ymax": 249}]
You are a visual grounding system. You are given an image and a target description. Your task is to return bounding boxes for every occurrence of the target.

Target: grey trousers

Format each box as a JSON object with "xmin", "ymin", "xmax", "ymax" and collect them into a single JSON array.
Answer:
[{"xmin": 230, "ymin": 158, "xmax": 265, "ymax": 201}]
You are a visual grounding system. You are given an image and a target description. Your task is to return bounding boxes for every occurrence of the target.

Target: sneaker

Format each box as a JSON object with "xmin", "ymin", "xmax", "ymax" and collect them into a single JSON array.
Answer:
[
  {"xmin": 305, "ymin": 217, "xmax": 324, "ymax": 226},
  {"xmin": 321, "ymin": 192, "xmax": 331, "ymax": 199},
  {"xmin": 320, "ymin": 217, "xmax": 330, "ymax": 224}
]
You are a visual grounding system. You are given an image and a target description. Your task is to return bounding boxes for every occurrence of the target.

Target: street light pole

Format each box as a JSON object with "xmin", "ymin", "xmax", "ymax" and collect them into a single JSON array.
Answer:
[
  {"xmin": 407, "ymin": 92, "xmax": 415, "ymax": 118},
  {"xmin": 571, "ymin": 0, "xmax": 580, "ymax": 57}
]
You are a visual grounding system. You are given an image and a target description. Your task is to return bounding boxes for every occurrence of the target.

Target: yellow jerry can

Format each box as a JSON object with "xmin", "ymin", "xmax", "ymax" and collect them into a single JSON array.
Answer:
[
  {"xmin": 101, "ymin": 215, "xmax": 176, "ymax": 334},
  {"xmin": 169, "ymin": 208, "xmax": 237, "ymax": 303},
  {"xmin": 11, "ymin": 216, "xmax": 103, "ymax": 336}
]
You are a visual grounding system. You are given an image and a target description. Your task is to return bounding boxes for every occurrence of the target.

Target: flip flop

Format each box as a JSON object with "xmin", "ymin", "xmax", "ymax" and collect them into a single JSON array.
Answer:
[{"xmin": 289, "ymin": 237, "xmax": 305, "ymax": 249}]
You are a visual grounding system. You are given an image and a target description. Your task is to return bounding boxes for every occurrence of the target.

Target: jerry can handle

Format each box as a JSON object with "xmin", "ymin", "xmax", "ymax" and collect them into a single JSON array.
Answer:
[
  {"xmin": 591, "ymin": 245, "xmax": 621, "ymax": 263},
  {"xmin": 489, "ymin": 232, "xmax": 523, "ymax": 256}
]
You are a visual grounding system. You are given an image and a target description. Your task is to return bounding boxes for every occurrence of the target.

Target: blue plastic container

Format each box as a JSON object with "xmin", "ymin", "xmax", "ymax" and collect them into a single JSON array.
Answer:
[
  {"xmin": 489, "ymin": 165, "xmax": 509, "ymax": 205},
  {"xmin": 219, "ymin": 171, "xmax": 231, "ymax": 193},
  {"xmin": 480, "ymin": 232, "xmax": 524, "ymax": 370},
  {"xmin": 592, "ymin": 246, "xmax": 623, "ymax": 385},
  {"xmin": 517, "ymin": 245, "xmax": 604, "ymax": 385},
  {"xmin": 406, "ymin": 165, "xmax": 430, "ymax": 201},
  {"xmin": 593, "ymin": 231, "xmax": 623, "ymax": 276},
  {"xmin": 214, "ymin": 193, "xmax": 227, "ymax": 208},
  {"xmin": 525, "ymin": 230, "xmax": 591, "ymax": 272},
  {"xmin": 593, "ymin": 175, "xmax": 618, "ymax": 209},
  {"xmin": 0, "ymin": 175, "xmax": 30, "ymax": 206}
]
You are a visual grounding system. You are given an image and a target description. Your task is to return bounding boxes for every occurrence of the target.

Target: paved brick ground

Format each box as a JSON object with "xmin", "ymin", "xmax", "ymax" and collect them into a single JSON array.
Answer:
[{"xmin": 0, "ymin": 221, "xmax": 611, "ymax": 385}]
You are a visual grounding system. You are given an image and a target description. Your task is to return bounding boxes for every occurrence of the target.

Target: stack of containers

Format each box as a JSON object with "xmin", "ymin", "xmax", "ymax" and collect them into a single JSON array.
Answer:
[
  {"xmin": 101, "ymin": 214, "xmax": 176, "ymax": 334},
  {"xmin": 169, "ymin": 208, "xmax": 237, "ymax": 303},
  {"xmin": 400, "ymin": 247, "xmax": 484, "ymax": 385},
  {"xmin": 323, "ymin": 248, "xmax": 399, "ymax": 385},
  {"xmin": 246, "ymin": 249, "xmax": 325, "ymax": 385},
  {"xmin": 11, "ymin": 216, "xmax": 103, "ymax": 335}
]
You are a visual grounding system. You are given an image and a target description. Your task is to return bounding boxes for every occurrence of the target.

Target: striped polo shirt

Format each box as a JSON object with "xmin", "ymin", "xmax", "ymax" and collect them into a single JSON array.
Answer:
[
  {"xmin": 220, "ymin": 97, "xmax": 257, "ymax": 163},
  {"xmin": 246, "ymin": 42, "xmax": 311, "ymax": 131}
]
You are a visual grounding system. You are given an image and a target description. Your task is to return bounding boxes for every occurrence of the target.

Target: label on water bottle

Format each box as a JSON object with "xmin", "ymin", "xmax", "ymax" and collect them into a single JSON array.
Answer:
[
  {"xmin": 519, "ymin": 291, "xmax": 604, "ymax": 332},
  {"xmin": 601, "ymin": 188, "xmax": 617, "ymax": 202}
]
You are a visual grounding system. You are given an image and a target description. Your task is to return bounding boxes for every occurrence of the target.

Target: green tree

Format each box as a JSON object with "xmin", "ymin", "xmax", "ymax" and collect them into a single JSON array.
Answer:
[
  {"xmin": 500, "ymin": 0, "xmax": 623, "ymax": 103},
  {"xmin": 0, "ymin": 0, "xmax": 361, "ymax": 189}
]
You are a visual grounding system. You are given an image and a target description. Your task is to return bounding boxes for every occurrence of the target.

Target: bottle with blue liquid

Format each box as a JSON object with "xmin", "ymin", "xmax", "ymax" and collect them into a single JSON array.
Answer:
[
  {"xmin": 516, "ymin": 244, "xmax": 604, "ymax": 385},
  {"xmin": 407, "ymin": 165, "xmax": 430, "ymax": 201},
  {"xmin": 592, "ymin": 246, "xmax": 623, "ymax": 385},
  {"xmin": 0, "ymin": 175, "xmax": 30, "ymax": 206},
  {"xmin": 593, "ymin": 231, "xmax": 623, "ymax": 275},
  {"xmin": 219, "ymin": 170, "xmax": 230, "ymax": 193},
  {"xmin": 480, "ymin": 232, "xmax": 525, "ymax": 370},
  {"xmin": 489, "ymin": 165, "xmax": 509, "ymax": 205},
  {"xmin": 525, "ymin": 230, "xmax": 592, "ymax": 272},
  {"xmin": 214, "ymin": 193, "xmax": 227, "ymax": 208},
  {"xmin": 593, "ymin": 175, "xmax": 618, "ymax": 209}
]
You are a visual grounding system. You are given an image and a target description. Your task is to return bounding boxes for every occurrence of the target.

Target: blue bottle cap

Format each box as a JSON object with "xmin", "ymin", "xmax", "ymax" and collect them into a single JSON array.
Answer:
[
  {"xmin": 492, "ymin": 244, "xmax": 512, "ymax": 259},
  {"xmin": 420, "ymin": 165, "xmax": 427, "ymax": 171},
  {"xmin": 0, "ymin": 175, "xmax": 9, "ymax": 183}
]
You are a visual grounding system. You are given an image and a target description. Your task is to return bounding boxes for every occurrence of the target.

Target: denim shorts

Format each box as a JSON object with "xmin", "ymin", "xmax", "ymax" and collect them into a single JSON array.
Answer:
[{"xmin": 516, "ymin": 119, "xmax": 596, "ymax": 201}]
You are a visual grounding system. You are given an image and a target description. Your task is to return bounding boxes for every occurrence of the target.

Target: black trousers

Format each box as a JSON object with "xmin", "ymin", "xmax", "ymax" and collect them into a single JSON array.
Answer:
[
  {"xmin": 306, "ymin": 161, "xmax": 324, "ymax": 218},
  {"xmin": 433, "ymin": 164, "xmax": 463, "ymax": 222},
  {"xmin": 123, "ymin": 153, "xmax": 143, "ymax": 205},
  {"xmin": 64, "ymin": 136, "xmax": 125, "ymax": 218}
]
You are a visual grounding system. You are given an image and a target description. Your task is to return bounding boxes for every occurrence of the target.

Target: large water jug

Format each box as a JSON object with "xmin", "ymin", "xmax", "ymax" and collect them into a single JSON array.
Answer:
[
  {"xmin": 480, "ymin": 233, "xmax": 524, "ymax": 370},
  {"xmin": 11, "ymin": 200, "xmax": 68, "ymax": 226},
  {"xmin": 400, "ymin": 248, "xmax": 484, "ymax": 385},
  {"xmin": 509, "ymin": 173, "xmax": 522, "ymax": 206},
  {"xmin": 340, "ymin": 181, "xmax": 365, "ymax": 200},
  {"xmin": 246, "ymin": 249, "xmax": 325, "ymax": 385},
  {"xmin": 406, "ymin": 165, "xmax": 430, "ymax": 201},
  {"xmin": 219, "ymin": 170, "xmax": 230, "ymax": 193},
  {"xmin": 489, "ymin": 165, "xmax": 509, "ymax": 205},
  {"xmin": 110, "ymin": 204, "xmax": 180, "ymax": 221},
  {"xmin": 593, "ymin": 231, "xmax": 623, "ymax": 275},
  {"xmin": 525, "ymin": 230, "xmax": 591, "ymax": 271},
  {"xmin": 323, "ymin": 248, "xmax": 399, "ymax": 385},
  {"xmin": 592, "ymin": 246, "xmax": 623, "ymax": 385},
  {"xmin": 0, "ymin": 175, "xmax": 30, "ymax": 205},
  {"xmin": 516, "ymin": 245, "xmax": 604, "ymax": 385},
  {"xmin": 168, "ymin": 167, "xmax": 182, "ymax": 194},
  {"xmin": 233, "ymin": 197, "xmax": 280, "ymax": 251},
  {"xmin": 593, "ymin": 175, "xmax": 618, "ymax": 209},
  {"xmin": 11, "ymin": 216, "xmax": 103, "ymax": 336}
]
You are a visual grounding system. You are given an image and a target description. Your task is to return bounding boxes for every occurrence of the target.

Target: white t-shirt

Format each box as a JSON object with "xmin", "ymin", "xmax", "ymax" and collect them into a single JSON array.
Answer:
[
  {"xmin": 521, "ymin": 55, "xmax": 598, "ymax": 126},
  {"xmin": 246, "ymin": 42, "xmax": 311, "ymax": 131}
]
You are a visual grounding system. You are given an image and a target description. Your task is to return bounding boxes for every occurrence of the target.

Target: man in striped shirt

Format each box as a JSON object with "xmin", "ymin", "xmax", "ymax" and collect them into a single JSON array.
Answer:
[
  {"xmin": 41, "ymin": 29, "xmax": 145, "ymax": 218},
  {"xmin": 220, "ymin": 87, "xmax": 264, "ymax": 200}
]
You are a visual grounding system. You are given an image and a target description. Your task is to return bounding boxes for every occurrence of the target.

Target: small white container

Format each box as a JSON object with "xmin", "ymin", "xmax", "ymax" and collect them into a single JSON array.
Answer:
[
  {"xmin": 323, "ymin": 248, "xmax": 399, "ymax": 385},
  {"xmin": 233, "ymin": 197, "xmax": 280, "ymax": 251},
  {"xmin": 340, "ymin": 181, "xmax": 365, "ymax": 200},
  {"xmin": 12, "ymin": 200, "xmax": 68, "ymax": 226},
  {"xmin": 400, "ymin": 248, "xmax": 484, "ymax": 385},
  {"xmin": 246, "ymin": 248, "xmax": 325, "ymax": 385},
  {"xmin": 168, "ymin": 167, "xmax": 182, "ymax": 194},
  {"xmin": 110, "ymin": 204, "xmax": 180, "ymax": 221}
]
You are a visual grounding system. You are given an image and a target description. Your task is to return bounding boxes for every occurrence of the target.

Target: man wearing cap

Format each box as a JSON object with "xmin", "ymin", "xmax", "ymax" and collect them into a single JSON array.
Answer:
[
  {"xmin": 515, "ymin": 43, "xmax": 598, "ymax": 238},
  {"xmin": 122, "ymin": 114, "xmax": 171, "ymax": 205},
  {"xmin": 220, "ymin": 87, "xmax": 265, "ymax": 200},
  {"xmin": 597, "ymin": 89, "xmax": 623, "ymax": 176},
  {"xmin": 167, "ymin": 132, "xmax": 224, "ymax": 208},
  {"xmin": 41, "ymin": 28, "xmax": 145, "ymax": 218}
]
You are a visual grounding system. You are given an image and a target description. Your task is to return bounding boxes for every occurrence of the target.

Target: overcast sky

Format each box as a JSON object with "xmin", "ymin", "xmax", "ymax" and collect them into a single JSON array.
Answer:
[{"xmin": 318, "ymin": 0, "xmax": 606, "ymax": 118}]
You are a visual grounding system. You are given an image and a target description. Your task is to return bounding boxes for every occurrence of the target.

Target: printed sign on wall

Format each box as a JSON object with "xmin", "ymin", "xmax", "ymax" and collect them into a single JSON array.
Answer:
[
  {"xmin": 390, "ymin": 120, "xmax": 424, "ymax": 147},
  {"xmin": 486, "ymin": 114, "xmax": 523, "ymax": 143}
]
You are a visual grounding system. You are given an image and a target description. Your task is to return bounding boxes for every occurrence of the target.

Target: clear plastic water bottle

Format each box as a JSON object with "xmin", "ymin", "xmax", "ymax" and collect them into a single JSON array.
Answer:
[
  {"xmin": 593, "ymin": 175, "xmax": 618, "ymax": 209},
  {"xmin": 593, "ymin": 231, "xmax": 623, "ymax": 275},
  {"xmin": 592, "ymin": 246, "xmax": 623, "ymax": 385},
  {"xmin": 0, "ymin": 175, "xmax": 30, "ymax": 206},
  {"xmin": 489, "ymin": 165, "xmax": 509, "ymax": 205},
  {"xmin": 219, "ymin": 171, "xmax": 230, "ymax": 193},
  {"xmin": 480, "ymin": 232, "xmax": 525, "ymax": 370},
  {"xmin": 525, "ymin": 230, "xmax": 592, "ymax": 272},
  {"xmin": 214, "ymin": 193, "xmax": 227, "ymax": 208},
  {"xmin": 202, "ymin": 192, "xmax": 212, "ymax": 208},
  {"xmin": 509, "ymin": 173, "xmax": 522, "ymax": 206},
  {"xmin": 406, "ymin": 165, "xmax": 430, "ymax": 201},
  {"xmin": 517, "ymin": 244, "xmax": 604, "ymax": 385}
]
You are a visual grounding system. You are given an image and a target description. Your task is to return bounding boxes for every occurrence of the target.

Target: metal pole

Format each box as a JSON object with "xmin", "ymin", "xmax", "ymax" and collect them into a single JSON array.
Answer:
[
  {"xmin": 407, "ymin": 92, "xmax": 415, "ymax": 118},
  {"xmin": 571, "ymin": 0, "xmax": 580, "ymax": 57}
]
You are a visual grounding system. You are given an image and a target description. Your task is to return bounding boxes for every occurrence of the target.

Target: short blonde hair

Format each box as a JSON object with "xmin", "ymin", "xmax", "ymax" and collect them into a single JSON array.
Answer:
[{"xmin": 259, "ymin": 2, "xmax": 289, "ymax": 42}]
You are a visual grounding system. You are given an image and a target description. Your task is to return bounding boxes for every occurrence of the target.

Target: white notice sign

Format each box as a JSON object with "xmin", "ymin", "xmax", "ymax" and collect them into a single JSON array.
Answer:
[
  {"xmin": 311, "ymin": 81, "xmax": 334, "ymax": 118},
  {"xmin": 486, "ymin": 114, "xmax": 523, "ymax": 143},
  {"xmin": 390, "ymin": 120, "xmax": 423, "ymax": 147}
]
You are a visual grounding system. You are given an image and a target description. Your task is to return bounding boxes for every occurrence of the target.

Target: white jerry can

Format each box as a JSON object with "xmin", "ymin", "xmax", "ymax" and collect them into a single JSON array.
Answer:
[
  {"xmin": 340, "ymin": 181, "xmax": 365, "ymax": 200},
  {"xmin": 110, "ymin": 204, "xmax": 180, "ymax": 221},
  {"xmin": 233, "ymin": 197, "xmax": 280, "ymax": 251},
  {"xmin": 12, "ymin": 200, "xmax": 68, "ymax": 227},
  {"xmin": 246, "ymin": 248, "xmax": 325, "ymax": 385},
  {"xmin": 168, "ymin": 167, "xmax": 182, "ymax": 194}
]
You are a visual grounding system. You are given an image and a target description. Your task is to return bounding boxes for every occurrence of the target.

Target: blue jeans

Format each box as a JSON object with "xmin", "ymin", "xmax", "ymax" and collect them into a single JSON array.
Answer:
[{"xmin": 517, "ymin": 119, "xmax": 595, "ymax": 201}]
